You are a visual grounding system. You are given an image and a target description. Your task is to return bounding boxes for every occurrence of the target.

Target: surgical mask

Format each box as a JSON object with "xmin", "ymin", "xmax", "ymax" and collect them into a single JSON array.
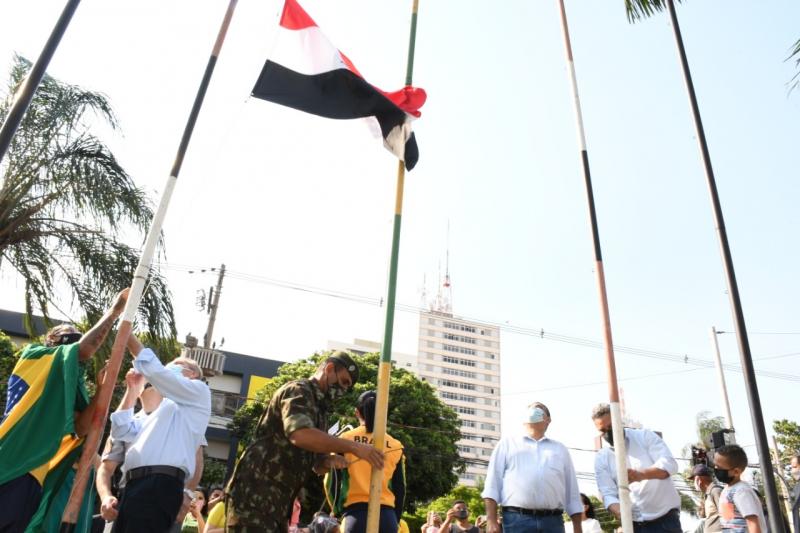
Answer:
[
  {"xmin": 714, "ymin": 467, "xmax": 733, "ymax": 484},
  {"xmin": 527, "ymin": 407, "xmax": 546, "ymax": 423},
  {"xmin": 792, "ymin": 468, "xmax": 800, "ymax": 481},
  {"xmin": 694, "ymin": 478, "xmax": 702, "ymax": 492},
  {"xmin": 166, "ymin": 363, "xmax": 185, "ymax": 379},
  {"xmin": 455, "ymin": 509, "xmax": 468, "ymax": 519}
]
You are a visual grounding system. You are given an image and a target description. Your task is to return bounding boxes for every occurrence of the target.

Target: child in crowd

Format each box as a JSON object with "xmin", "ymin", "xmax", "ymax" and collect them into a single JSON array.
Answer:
[{"xmin": 714, "ymin": 445, "xmax": 766, "ymax": 533}]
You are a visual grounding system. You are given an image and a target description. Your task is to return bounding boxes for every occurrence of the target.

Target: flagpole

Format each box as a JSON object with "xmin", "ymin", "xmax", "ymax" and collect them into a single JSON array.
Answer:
[
  {"xmin": 0, "ymin": 0, "xmax": 81, "ymax": 165},
  {"xmin": 556, "ymin": 2, "xmax": 633, "ymax": 532},
  {"xmin": 366, "ymin": 1, "xmax": 419, "ymax": 531},
  {"xmin": 59, "ymin": 1, "xmax": 239, "ymax": 528},
  {"xmin": 663, "ymin": 2, "xmax": 783, "ymax": 530}
]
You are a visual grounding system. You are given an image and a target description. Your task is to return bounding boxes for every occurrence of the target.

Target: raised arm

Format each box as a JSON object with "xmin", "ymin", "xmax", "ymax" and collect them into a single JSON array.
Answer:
[{"xmin": 78, "ymin": 288, "xmax": 129, "ymax": 361}]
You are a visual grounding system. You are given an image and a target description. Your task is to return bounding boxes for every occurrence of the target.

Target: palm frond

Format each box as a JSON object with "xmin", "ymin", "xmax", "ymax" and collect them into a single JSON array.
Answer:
[
  {"xmin": 788, "ymin": 37, "xmax": 800, "ymax": 93},
  {"xmin": 624, "ymin": 0, "xmax": 679, "ymax": 23}
]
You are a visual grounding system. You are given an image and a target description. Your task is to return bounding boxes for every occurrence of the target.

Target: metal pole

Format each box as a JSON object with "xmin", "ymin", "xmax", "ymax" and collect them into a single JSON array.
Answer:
[
  {"xmin": 710, "ymin": 327, "xmax": 734, "ymax": 430},
  {"xmin": 366, "ymin": 1, "xmax": 419, "ymax": 531},
  {"xmin": 556, "ymin": 2, "xmax": 632, "ymax": 532},
  {"xmin": 664, "ymin": 1, "xmax": 783, "ymax": 531},
  {"xmin": 204, "ymin": 263, "xmax": 226, "ymax": 349},
  {"xmin": 59, "ymin": 1, "xmax": 239, "ymax": 527},
  {"xmin": 0, "ymin": 0, "xmax": 81, "ymax": 165}
]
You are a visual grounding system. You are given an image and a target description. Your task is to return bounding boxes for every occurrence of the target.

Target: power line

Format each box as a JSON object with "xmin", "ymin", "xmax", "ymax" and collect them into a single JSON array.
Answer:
[{"xmin": 163, "ymin": 262, "xmax": 800, "ymax": 383}]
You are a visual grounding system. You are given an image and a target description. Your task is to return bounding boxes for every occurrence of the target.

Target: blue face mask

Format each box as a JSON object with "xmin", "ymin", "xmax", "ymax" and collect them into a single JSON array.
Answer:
[
  {"xmin": 166, "ymin": 363, "xmax": 185, "ymax": 379},
  {"xmin": 527, "ymin": 407, "xmax": 546, "ymax": 423}
]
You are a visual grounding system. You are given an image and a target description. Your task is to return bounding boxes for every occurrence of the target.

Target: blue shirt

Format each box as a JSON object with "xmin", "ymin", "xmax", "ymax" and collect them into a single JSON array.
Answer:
[{"xmin": 482, "ymin": 433, "xmax": 582, "ymax": 516}]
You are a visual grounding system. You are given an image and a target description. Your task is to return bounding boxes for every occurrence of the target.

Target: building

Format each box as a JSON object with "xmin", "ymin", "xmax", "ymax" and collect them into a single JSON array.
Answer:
[
  {"xmin": 326, "ymin": 338, "xmax": 417, "ymax": 374},
  {"xmin": 0, "ymin": 308, "xmax": 62, "ymax": 346},
  {"xmin": 417, "ymin": 309, "xmax": 501, "ymax": 486}
]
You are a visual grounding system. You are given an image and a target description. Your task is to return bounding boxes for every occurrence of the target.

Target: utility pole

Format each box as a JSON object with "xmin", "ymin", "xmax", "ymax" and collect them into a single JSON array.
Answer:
[
  {"xmin": 772, "ymin": 435, "xmax": 794, "ymax": 532},
  {"xmin": 710, "ymin": 327, "xmax": 734, "ymax": 431},
  {"xmin": 204, "ymin": 263, "xmax": 226, "ymax": 349}
]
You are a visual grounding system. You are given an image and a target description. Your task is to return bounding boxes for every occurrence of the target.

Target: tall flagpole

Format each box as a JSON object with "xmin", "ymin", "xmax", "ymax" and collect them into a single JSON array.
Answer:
[
  {"xmin": 556, "ymin": 2, "xmax": 633, "ymax": 532},
  {"xmin": 59, "ymin": 1, "xmax": 239, "ymax": 529},
  {"xmin": 0, "ymin": 0, "xmax": 81, "ymax": 164},
  {"xmin": 663, "ymin": 2, "xmax": 783, "ymax": 531},
  {"xmin": 366, "ymin": 0, "xmax": 420, "ymax": 531}
]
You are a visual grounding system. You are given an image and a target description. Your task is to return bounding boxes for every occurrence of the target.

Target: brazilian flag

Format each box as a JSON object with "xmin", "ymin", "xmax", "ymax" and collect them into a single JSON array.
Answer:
[{"xmin": 0, "ymin": 343, "xmax": 89, "ymax": 486}]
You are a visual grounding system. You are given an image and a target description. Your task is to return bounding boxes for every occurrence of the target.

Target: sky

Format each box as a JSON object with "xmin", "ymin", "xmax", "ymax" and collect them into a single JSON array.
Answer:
[{"xmin": 1, "ymin": 0, "xmax": 800, "ymax": 502}]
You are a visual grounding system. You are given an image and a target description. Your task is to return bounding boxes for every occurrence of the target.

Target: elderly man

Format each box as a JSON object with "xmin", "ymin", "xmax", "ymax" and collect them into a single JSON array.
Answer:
[
  {"xmin": 0, "ymin": 288, "xmax": 128, "ymax": 532},
  {"xmin": 108, "ymin": 334, "xmax": 210, "ymax": 532},
  {"xmin": 591, "ymin": 403, "xmax": 681, "ymax": 533},
  {"xmin": 226, "ymin": 351, "xmax": 384, "ymax": 532},
  {"xmin": 689, "ymin": 464, "xmax": 722, "ymax": 533},
  {"xmin": 482, "ymin": 402, "xmax": 583, "ymax": 533}
]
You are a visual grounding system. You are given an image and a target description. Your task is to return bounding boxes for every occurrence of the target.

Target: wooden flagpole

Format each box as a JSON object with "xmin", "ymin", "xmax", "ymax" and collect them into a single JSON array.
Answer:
[
  {"xmin": 0, "ymin": 0, "xmax": 81, "ymax": 164},
  {"xmin": 59, "ymin": 1, "xmax": 239, "ymax": 529},
  {"xmin": 366, "ymin": 1, "xmax": 420, "ymax": 531},
  {"xmin": 556, "ymin": 2, "xmax": 633, "ymax": 532}
]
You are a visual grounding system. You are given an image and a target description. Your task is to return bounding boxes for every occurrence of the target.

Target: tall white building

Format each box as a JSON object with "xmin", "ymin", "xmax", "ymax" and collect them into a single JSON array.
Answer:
[
  {"xmin": 417, "ymin": 309, "xmax": 501, "ymax": 486},
  {"xmin": 326, "ymin": 338, "xmax": 417, "ymax": 374}
]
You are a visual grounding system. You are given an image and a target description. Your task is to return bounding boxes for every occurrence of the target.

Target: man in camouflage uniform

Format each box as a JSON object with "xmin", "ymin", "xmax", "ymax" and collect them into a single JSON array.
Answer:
[{"xmin": 225, "ymin": 352, "xmax": 384, "ymax": 532}]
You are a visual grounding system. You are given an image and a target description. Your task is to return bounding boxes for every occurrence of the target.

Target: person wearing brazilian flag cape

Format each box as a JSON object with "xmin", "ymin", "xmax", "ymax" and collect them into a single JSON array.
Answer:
[{"xmin": 0, "ymin": 288, "xmax": 130, "ymax": 532}]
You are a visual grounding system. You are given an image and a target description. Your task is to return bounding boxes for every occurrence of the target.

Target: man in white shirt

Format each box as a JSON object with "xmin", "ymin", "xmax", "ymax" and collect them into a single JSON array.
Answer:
[
  {"xmin": 591, "ymin": 403, "xmax": 681, "ymax": 533},
  {"xmin": 482, "ymin": 402, "xmax": 583, "ymax": 533},
  {"xmin": 108, "ymin": 335, "xmax": 211, "ymax": 532}
]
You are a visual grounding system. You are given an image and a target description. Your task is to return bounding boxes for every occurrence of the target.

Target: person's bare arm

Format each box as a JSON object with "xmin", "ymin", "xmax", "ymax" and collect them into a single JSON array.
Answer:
[
  {"xmin": 177, "ymin": 446, "xmax": 205, "ymax": 522},
  {"xmin": 627, "ymin": 467, "xmax": 670, "ymax": 482},
  {"xmin": 745, "ymin": 515, "xmax": 762, "ymax": 533},
  {"xmin": 290, "ymin": 428, "xmax": 383, "ymax": 469},
  {"xmin": 78, "ymin": 289, "xmax": 129, "ymax": 361},
  {"xmin": 484, "ymin": 499, "xmax": 500, "ymax": 533}
]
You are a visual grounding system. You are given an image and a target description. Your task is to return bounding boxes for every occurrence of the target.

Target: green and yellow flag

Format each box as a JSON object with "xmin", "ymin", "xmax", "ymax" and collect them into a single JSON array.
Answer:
[{"xmin": 0, "ymin": 343, "xmax": 88, "ymax": 485}]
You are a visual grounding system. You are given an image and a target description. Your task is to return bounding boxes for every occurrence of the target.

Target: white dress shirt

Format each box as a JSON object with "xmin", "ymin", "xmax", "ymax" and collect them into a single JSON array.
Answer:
[
  {"xmin": 110, "ymin": 348, "xmax": 211, "ymax": 478},
  {"xmin": 482, "ymin": 434, "xmax": 583, "ymax": 516},
  {"xmin": 594, "ymin": 428, "xmax": 680, "ymax": 521}
]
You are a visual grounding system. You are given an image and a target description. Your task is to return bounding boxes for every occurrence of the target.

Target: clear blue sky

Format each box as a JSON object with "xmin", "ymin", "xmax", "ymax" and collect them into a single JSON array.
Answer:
[{"xmin": 1, "ymin": 0, "xmax": 799, "ymax": 490}]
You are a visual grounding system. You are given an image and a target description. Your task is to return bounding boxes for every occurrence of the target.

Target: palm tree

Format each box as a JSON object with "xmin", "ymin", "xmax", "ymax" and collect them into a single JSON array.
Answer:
[
  {"xmin": 0, "ymin": 54, "xmax": 175, "ymax": 340},
  {"xmin": 624, "ymin": 0, "xmax": 800, "ymax": 91}
]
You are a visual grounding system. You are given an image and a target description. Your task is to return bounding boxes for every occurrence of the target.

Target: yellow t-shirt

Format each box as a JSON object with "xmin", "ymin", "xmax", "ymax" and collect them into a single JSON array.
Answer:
[
  {"xmin": 207, "ymin": 502, "xmax": 226, "ymax": 527},
  {"xmin": 399, "ymin": 519, "xmax": 410, "ymax": 533},
  {"xmin": 326, "ymin": 425, "xmax": 404, "ymax": 511}
]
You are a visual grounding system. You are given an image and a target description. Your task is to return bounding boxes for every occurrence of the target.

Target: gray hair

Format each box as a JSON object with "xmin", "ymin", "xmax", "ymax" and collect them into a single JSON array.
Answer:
[{"xmin": 591, "ymin": 403, "xmax": 611, "ymax": 420}]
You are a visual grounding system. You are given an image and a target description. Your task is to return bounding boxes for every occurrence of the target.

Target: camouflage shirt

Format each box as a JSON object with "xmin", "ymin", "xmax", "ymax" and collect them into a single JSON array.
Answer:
[{"xmin": 226, "ymin": 378, "xmax": 329, "ymax": 530}]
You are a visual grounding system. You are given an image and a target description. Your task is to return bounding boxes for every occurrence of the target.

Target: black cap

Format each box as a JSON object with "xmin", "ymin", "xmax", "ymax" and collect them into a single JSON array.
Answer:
[
  {"xmin": 689, "ymin": 464, "xmax": 712, "ymax": 478},
  {"xmin": 326, "ymin": 351, "xmax": 359, "ymax": 384}
]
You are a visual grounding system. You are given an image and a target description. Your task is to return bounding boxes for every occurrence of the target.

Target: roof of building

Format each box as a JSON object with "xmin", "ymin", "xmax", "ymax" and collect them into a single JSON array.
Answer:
[{"xmin": 0, "ymin": 309, "xmax": 63, "ymax": 339}]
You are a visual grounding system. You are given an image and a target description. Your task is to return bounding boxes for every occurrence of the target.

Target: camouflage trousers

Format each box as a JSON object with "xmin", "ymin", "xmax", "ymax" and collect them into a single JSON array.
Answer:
[{"xmin": 225, "ymin": 499, "xmax": 287, "ymax": 533}]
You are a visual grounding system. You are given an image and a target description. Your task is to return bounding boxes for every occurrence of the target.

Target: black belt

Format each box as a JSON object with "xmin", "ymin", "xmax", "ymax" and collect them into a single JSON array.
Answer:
[
  {"xmin": 632, "ymin": 509, "xmax": 679, "ymax": 527},
  {"xmin": 502, "ymin": 506, "xmax": 563, "ymax": 517},
  {"xmin": 124, "ymin": 465, "xmax": 186, "ymax": 484}
]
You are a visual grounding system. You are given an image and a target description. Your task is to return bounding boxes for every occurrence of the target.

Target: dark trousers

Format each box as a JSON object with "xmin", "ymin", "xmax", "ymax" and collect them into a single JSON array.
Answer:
[
  {"xmin": 341, "ymin": 505, "xmax": 398, "ymax": 533},
  {"xmin": 111, "ymin": 474, "xmax": 183, "ymax": 533},
  {"xmin": 0, "ymin": 474, "xmax": 43, "ymax": 533},
  {"xmin": 633, "ymin": 509, "xmax": 682, "ymax": 533}
]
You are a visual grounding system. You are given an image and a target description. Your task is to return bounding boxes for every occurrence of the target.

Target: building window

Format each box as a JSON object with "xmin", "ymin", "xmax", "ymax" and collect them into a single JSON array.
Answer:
[
  {"xmin": 443, "ymin": 332, "xmax": 477, "ymax": 344},
  {"xmin": 462, "ymin": 420, "xmax": 476, "ymax": 428},
  {"xmin": 444, "ymin": 321, "xmax": 476, "ymax": 334},
  {"xmin": 441, "ymin": 391, "xmax": 476, "ymax": 403},
  {"xmin": 481, "ymin": 423, "xmax": 496, "ymax": 431},
  {"xmin": 443, "ymin": 344, "xmax": 476, "ymax": 356},
  {"xmin": 440, "ymin": 379, "xmax": 476, "ymax": 391},
  {"xmin": 443, "ymin": 355, "xmax": 476, "ymax": 367},
  {"xmin": 460, "ymin": 473, "xmax": 476, "ymax": 480},
  {"xmin": 442, "ymin": 367, "xmax": 477, "ymax": 379},
  {"xmin": 455, "ymin": 406, "xmax": 476, "ymax": 416},
  {"xmin": 210, "ymin": 390, "xmax": 242, "ymax": 418},
  {"xmin": 457, "ymin": 445, "xmax": 474, "ymax": 454}
]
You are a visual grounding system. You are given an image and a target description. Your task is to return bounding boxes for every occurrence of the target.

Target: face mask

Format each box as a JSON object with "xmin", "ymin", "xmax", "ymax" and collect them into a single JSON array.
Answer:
[
  {"xmin": 603, "ymin": 429, "xmax": 614, "ymax": 447},
  {"xmin": 455, "ymin": 509, "xmax": 468, "ymax": 520},
  {"xmin": 325, "ymin": 369, "xmax": 347, "ymax": 401},
  {"xmin": 527, "ymin": 407, "xmax": 546, "ymax": 423},
  {"xmin": 714, "ymin": 467, "xmax": 733, "ymax": 484},
  {"xmin": 166, "ymin": 363, "xmax": 185, "ymax": 379},
  {"xmin": 694, "ymin": 478, "xmax": 702, "ymax": 492},
  {"xmin": 792, "ymin": 468, "xmax": 800, "ymax": 481}
]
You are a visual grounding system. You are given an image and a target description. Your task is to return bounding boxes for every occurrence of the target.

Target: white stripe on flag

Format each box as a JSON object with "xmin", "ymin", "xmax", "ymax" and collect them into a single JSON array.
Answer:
[{"xmin": 270, "ymin": 25, "xmax": 347, "ymax": 76}]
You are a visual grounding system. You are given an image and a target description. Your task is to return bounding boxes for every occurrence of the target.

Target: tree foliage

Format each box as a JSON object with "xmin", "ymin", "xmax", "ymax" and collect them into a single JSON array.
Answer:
[
  {"xmin": 229, "ymin": 351, "xmax": 464, "ymax": 510},
  {"xmin": 0, "ymin": 54, "xmax": 175, "ymax": 340}
]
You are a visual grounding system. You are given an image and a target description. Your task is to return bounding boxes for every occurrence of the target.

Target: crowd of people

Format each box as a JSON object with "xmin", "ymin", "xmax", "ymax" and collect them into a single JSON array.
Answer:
[{"xmin": 0, "ymin": 290, "xmax": 799, "ymax": 533}]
